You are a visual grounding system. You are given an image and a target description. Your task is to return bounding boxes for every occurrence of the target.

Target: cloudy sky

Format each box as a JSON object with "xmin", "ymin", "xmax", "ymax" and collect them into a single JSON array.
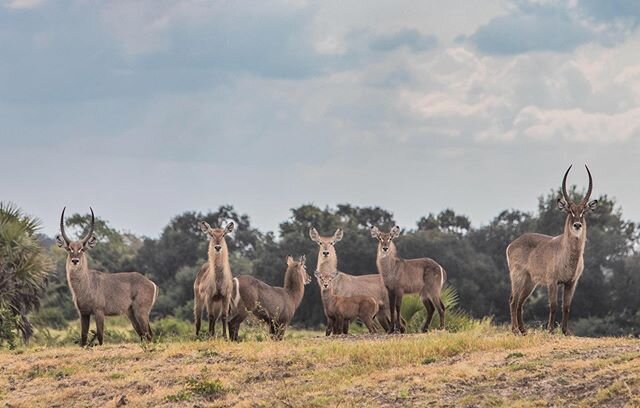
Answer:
[{"xmin": 3, "ymin": 0, "xmax": 640, "ymax": 237}]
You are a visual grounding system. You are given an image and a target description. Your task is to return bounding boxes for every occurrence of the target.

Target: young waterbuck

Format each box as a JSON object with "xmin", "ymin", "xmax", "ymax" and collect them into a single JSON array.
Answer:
[
  {"xmin": 370, "ymin": 225, "xmax": 447, "ymax": 333},
  {"xmin": 194, "ymin": 221, "xmax": 234, "ymax": 339},
  {"xmin": 228, "ymin": 255, "xmax": 311, "ymax": 341},
  {"xmin": 309, "ymin": 227, "xmax": 398, "ymax": 334},
  {"xmin": 56, "ymin": 208, "xmax": 158, "ymax": 346},
  {"xmin": 315, "ymin": 271, "xmax": 380, "ymax": 335},
  {"xmin": 507, "ymin": 165, "xmax": 597, "ymax": 335}
]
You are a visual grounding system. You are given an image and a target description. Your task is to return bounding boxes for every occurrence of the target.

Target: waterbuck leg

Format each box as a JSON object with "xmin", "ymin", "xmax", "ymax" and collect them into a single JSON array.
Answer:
[
  {"xmin": 221, "ymin": 297, "xmax": 230, "ymax": 340},
  {"xmin": 80, "ymin": 314, "xmax": 90, "ymax": 347},
  {"xmin": 421, "ymin": 299, "xmax": 435, "ymax": 332},
  {"xmin": 387, "ymin": 291, "xmax": 397, "ymax": 333},
  {"xmin": 208, "ymin": 313, "xmax": 216, "ymax": 337},
  {"xmin": 509, "ymin": 293, "xmax": 519, "ymax": 334},
  {"xmin": 95, "ymin": 311, "xmax": 105, "ymax": 346},
  {"xmin": 376, "ymin": 307, "xmax": 391, "ymax": 333},
  {"xmin": 436, "ymin": 299, "xmax": 446, "ymax": 330},
  {"xmin": 516, "ymin": 280, "xmax": 535, "ymax": 335},
  {"xmin": 134, "ymin": 310, "xmax": 152, "ymax": 341},
  {"xmin": 363, "ymin": 317, "xmax": 377, "ymax": 334},
  {"xmin": 127, "ymin": 308, "xmax": 144, "ymax": 337},
  {"xmin": 325, "ymin": 317, "xmax": 334, "ymax": 336},
  {"xmin": 561, "ymin": 281, "xmax": 577, "ymax": 335},
  {"xmin": 547, "ymin": 283, "xmax": 559, "ymax": 332},
  {"xmin": 395, "ymin": 294, "xmax": 403, "ymax": 333},
  {"xmin": 194, "ymin": 298, "xmax": 204, "ymax": 336},
  {"xmin": 342, "ymin": 319, "xmax": 350, "ymax": 335}
]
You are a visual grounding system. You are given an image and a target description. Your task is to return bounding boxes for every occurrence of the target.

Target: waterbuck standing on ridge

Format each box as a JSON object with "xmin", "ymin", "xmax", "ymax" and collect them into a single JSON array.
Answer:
[
  {"xmin": 56, "ymin": 208, "xmax": 158, "ymax": 346},
  {"xmin": 309, "ymin": 227, "xmax": 399, "ymax": 334},
  {"xmin": 370, "ymin": 225, "xmax": 447, "ymax": 333},
  {"xmin": 194, "ymin": 221, "xmax": 234, "ymax": 339},
  {"xmin": 507, "ymin": 165, "xmax": 597, "ymax": 335},
  {"xmin": 228, "ymin": 255, "xmax": 311, "ymax": 341}
]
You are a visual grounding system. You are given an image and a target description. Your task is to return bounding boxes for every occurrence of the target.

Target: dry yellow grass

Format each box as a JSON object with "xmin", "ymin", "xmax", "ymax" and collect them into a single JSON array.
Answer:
[{"xmin": 1, "ymin": 322, "xmax": 639, "ymax": 407}]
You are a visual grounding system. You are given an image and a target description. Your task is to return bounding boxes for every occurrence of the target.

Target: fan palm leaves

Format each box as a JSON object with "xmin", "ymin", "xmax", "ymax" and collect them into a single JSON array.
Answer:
[{"xmin": 0, "ymin": 202, "xmax": 52, "ymax": 345}]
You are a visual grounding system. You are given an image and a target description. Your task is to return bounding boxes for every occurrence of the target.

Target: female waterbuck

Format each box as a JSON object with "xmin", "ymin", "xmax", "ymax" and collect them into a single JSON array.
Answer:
[
  {"xmin": 228, "ymin": 256, "xmax": 311, "ymax": 341},
  {"xmin": 56, "ymin": 208, "xmax": 158, "ymax": 346},
  {"xmin": 370, "ymin": 226, "xmax": 447, "ymax": 333},
  {"xmin": 507, "ymin": 165, "xmax": 597, "ymax": 335},
  {"xmin": 309, "ymin": 227, "xmax": 396, "ymax": 334},
  {"xmin": 194, "ymin": 221, "xmax": 234, "ymax": 339},
  {"xmin": 315, "ymin": 271, "xmax": 380, "ymax": 335}
]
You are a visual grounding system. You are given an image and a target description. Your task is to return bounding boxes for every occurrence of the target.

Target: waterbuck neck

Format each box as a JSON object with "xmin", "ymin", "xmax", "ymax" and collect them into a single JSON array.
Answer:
[
  {"xmin": 284, "ymin": 267, "xmax": 305, "ymax": 307},
  {"xmin": 316, "ymin": 250, "xmax": 338, "ymax": 274},
  {"xmin": 560, "ymin": 215, "xmax": 587, "ymax": 265},
  {"xmin": 208, "ymin": 240, "xmax": 229, "ymax": 271},
  {"xmin": 320, "ymin": 287, "xmax": 337, "ymax": 311},
  {"xmin": 377, "ymin": 241, "xmax": 399, "ymax": 271},
  {"xmin": 66, "ymin": 256, "xmax": 90, "ymax": 293}
]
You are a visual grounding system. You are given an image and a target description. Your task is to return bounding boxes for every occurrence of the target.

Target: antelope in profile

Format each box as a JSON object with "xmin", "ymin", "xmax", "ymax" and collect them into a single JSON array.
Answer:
[
  {"xmin": 194, "ymin": 221, "xmax": 234, "ymax": 339},
  {"xmin": 315, "ymin": 271, "xmax": 380, "ymax": 335},
  {"xmin": 228, "ymin": 255, "xmax": 311, "ymax": 340},
  {"xmin": 370, "ymin": 226, "xmax": 447, "ymax": 333},
  {"xmin": 56, "ymin": 208, "xmax": 158, "ymax": 346},
  {"xmin": 310, "ymin": 227, "xmax": 400, "ymax": 334},
  {"xmin": 507, "ymin": 165, "xmax": 597, "ymax": 335}
]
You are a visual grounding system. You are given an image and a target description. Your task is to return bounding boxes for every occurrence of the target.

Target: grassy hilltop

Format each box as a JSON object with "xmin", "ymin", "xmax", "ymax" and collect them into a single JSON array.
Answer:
[{"xmin": 1, "ymin": 321, "xmax": 639, "ymax": 407}]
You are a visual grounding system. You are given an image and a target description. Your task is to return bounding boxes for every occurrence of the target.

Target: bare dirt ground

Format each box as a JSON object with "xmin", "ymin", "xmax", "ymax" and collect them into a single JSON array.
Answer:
[{"xmin": 1, "ymin": 327, "xmax": 639, "ymax": 407}]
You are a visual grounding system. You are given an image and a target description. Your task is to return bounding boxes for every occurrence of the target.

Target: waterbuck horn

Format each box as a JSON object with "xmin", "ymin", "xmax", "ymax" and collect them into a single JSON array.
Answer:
[
  {"xmin": 561, "ymin": 165, "xmax": 572, "ymax": 203},
  {"xmin": 59, "ymin": 207, "xmax": 71, "ymax": 244},
  {"xmin": 81, "ymin": 207, "xmax": 95, "ymax": 245},
  {"xmin": 581, "ymin": 165, "xmax": 593, "ymax": 206}
]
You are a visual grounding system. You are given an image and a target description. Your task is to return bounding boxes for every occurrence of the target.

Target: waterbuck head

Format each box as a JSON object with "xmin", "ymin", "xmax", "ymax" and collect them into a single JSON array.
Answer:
[
  {"xmin": 557, "ymin": 165, "xmax": 597, "ymax": 237},
  {"xmin": 199, "ymin": 221, "xmax": 234, "ymax": 253},
  {"xmin": 56, "ymin": 207, "xmax": 97, "ymax": 266},
  {"xmin": 286, "ymin": 255, "xmax": 312, "ymax": 285},
  {"xmin": 309, "ymin": 227, "xmax": 343, "ymax": 259},
  {"xmin": 314, "ymin": 269, "xmax": 338, "ymax": 291},
  {"xmin": 370, "ymin": 225, "xmax": 400, "ymax": 258}
]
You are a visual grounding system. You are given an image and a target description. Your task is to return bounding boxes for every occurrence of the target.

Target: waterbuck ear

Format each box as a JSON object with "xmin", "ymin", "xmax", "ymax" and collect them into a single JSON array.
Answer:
[
  {"xmin": 85, "ymin": 235, "xmax": 98, "ymax": 249},
  {"xmin": 333, "ymin": 228, "xmax": 343, "ymax": 242},
  {"xmin": 299, "ymin": 254, "xmax": 306, "ymax": 264},
  {"xmin": 55, "ymin": 235, "xmax": 67, "ymax": 248},
  {"xmin": 557, "ymin": 198, "xmax": 568, "ymax": 212},
  {"xmin": 370, "ymin": 226, "xmax": 380, "ymax": 238},
  {"xmin": 199, "ymin": 221, "xmax": 211, "ymax": 233},
  {"xmin": 390, "ymin": 225, "xmax": 400, "ymax": 239},
  {"xmin": 309, "ymin": 227, "xmax": 320, "ymax": 242},
  {"xmin": 286, "ymin": 255, "xmax": 294, "ymax": 266},
  {"xmin": 587, "ymin": 199, "xmax": 598, "ymax": 212},
  {"xmin": 225, "ymin": 222, "xmax": 235, "ymax": 234},
  {"xmin": 313, "ymin": 270, "xmax": 320, "ymax": 278}
]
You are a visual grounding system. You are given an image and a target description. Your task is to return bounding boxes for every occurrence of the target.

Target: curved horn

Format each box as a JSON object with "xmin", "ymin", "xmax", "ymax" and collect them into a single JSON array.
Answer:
[
  {"xmin": 59, "ymin": 207, "xmax": 71, "ymax": 244},
  {"xmin": 81, "ymin": 207, "xmax": 95, "ymax": 244},
  {"xmin": 581, "ymin": 165, "xmax": 593, "ymax": 205},
  {"xmin": 561, "ymin": 165, "xmax": 572, "ymax": 203}
]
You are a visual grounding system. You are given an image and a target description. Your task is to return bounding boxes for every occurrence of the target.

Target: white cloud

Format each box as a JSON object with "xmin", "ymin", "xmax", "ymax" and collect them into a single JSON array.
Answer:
[{"xmin": 4, "ymin": 0, "xmax": 44, "ymax": 9}]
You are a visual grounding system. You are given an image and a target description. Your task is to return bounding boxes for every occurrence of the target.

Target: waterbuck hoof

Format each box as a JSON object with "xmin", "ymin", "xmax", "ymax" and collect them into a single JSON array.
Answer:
[{"xmin": 562, "ymin": 328, "xmax": 573, "ymax": 336}]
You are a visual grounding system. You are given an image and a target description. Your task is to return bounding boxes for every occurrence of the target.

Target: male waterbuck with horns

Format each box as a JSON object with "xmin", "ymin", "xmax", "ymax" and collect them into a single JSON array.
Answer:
[
  {"xmin": 228, "ymin": 255, "xmax": 311, "ymax": 341},
  {"xmin": 507, "ymin": 165, "xmax": 597, "ymax": 335},
  {"xmin": 370, "ymin": 226, "xmax": 447, "ymax": 333},
  {"xmin": 309, "ymin": 227, "xmax": 398, "ymax": 334},
  {"xmin": 194, "ymin": 221, "xmax": 234, "ymax": 339},
  {"xmin": 56, "ymin": 208, "xmax": 158, "ymax": 346}
]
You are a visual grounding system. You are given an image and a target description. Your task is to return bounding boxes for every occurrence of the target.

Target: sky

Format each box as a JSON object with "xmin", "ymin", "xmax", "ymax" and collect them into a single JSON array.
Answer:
[{"xmin": 3, "ymin": 0, "xmax": 640, "ymax": 238}]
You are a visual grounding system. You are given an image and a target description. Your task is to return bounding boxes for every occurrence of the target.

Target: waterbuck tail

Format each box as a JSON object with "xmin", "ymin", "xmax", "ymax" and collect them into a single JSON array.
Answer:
[
  {"xmin": 232, "ymin": 277, "xmax": 241, "ymax": 309},
  {"xmin": 439, "ymin": 265, "xmax": 447, "ymax": 289}
]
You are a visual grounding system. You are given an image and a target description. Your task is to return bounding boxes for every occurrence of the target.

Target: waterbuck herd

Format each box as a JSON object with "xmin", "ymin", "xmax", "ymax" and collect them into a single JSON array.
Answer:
[{"xmin": 55, "ymin": 165, "xmax": 596, "ymax": 345}]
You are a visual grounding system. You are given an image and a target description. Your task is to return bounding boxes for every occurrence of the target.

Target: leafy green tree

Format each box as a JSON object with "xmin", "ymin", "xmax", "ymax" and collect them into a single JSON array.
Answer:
[{"xmin": 0, "ymin": 203, "xmax": 52, "ymax": 345}]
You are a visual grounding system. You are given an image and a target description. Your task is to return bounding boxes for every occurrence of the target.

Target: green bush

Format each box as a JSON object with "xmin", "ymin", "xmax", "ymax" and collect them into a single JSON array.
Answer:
[{"xmin": 400, "ymin": 286, "xmax": 476, "ymax": 333}]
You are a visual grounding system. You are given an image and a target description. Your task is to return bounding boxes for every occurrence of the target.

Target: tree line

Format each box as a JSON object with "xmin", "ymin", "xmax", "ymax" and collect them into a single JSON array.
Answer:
[{"xmin": 2, "ymin": 183, "xmax": 640, "ymax": 344}]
